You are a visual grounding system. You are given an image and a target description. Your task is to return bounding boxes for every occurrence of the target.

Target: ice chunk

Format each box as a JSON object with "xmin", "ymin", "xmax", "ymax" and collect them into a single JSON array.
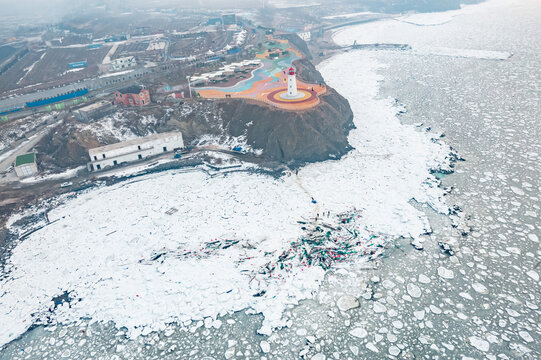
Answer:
[
  {"xmin": 438, "ymin": 267, "xmax": 454, "ymax": 279},
  {"xmin": 373, "ymin": 302, "xmax": 387, "ymax": 313},
  {"xmin": 225, "ymin": 347, "xmax": 236, "ymax": 359},
  {"xmin": 389, "ymin": 345, "xmax": 401, "ymax": 356},
  {"xmin": 526, "ymin": 270, "xmax": 538, "ymax": 281},
  {"xmin": 472, "ymin": 282, "xmax": 489, "ymax": 294},
  {"xmin": 366, "ymin": 342, "xmax": 379, "ymax": 353},
  {"xmin": 349, "ymin": 327, "xmax": 368, "ymax": 338},
  {"xmin": 337, "ymin": 295, "xmax": 359, "ymax": 312},
  {"xmin": 260, "ymin": 341, "xmax": 270, "ymax": 353},
  {"xmin": 407, "ymin": 283, "xmax": 422, "ymax": 298},
  {"xmin": 518, "ymin": 331, "xmax": 533, "ymax": 343},
  {"xmin": 469, "ymin": 336, "xmax": 489, "ymax": 352},
  {"xmin": 510, "ymin": 186, "xmax": 524, "ymax": 195}
]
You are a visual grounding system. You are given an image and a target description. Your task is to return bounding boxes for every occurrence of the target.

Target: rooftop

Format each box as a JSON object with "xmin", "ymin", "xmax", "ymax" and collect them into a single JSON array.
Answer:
[
  {"xmin": 89, "ymin": 131, "xmax": 182, "ymax": 156},
  {"xmin": 112, "ymin": 56, "xmax": 135, "ymax": 62},
  {"xmin": 76, "ymin": 100, "xmax": 111, "ymax": 112},
  {"xmin": 118, "ymin": 85, "xmax": 144, "ymax": 94},
  {"xmin": 15, "ymin": 152, "xmax": 36, "ymax": 167}
]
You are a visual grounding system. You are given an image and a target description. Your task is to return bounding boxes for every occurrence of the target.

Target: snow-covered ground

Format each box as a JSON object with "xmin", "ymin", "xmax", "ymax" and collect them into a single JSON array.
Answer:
[
  {"xmin": 16, "ymin": 51, "xmax": 46, "ymax": 85},
  {"xmin": 75, "ymin": 112, "xmax": 157, "ymax": 142},
  {"xmin": 19, "ymin": 166, "xmax": 85, "ymax": 184}
]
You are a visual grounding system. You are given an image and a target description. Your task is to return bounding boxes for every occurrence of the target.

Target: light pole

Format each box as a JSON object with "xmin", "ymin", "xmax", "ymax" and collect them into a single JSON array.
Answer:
[{"xmin": 186, "ymin": 75, "xmax": 192, "ymax": 98}]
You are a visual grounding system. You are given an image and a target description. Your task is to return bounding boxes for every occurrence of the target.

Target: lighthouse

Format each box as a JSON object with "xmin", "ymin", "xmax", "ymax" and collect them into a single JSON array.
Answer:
[{"xmin": 286, "ymin": 66, "xmax": 298, "ymax": 97}]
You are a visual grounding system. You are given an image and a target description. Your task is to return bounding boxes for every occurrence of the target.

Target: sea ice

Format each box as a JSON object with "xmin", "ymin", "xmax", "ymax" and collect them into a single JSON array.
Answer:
[
  {"xmin": 518, "ymin": 331, "xmax": 533, "ymax": 343},
  {"xmin": 336, "ymin": 295, "xmax": 359, "ymax": 312},
  {"xmin": 373, "ymin": 302, "xmax": 387, "ymax": 313},
  {"xmin": 468, "ymin": 336, "xmax": 489, "ymax": 352},
  {"xmin": 407, "ymin": 283, "xmax": 422, "ymax": 298},
  {"xmin": 413, "ymin": 310, "xmax": 425, "ymax": 320},
  {"xmin": 260, "ymin": 340, "xmax": 270, "ymax": 353},
  {"xmin": 366, "ymin": 342, "xmax": 379, "ymax": 353},
  {"xmin": 525, "ymin": 270, "xmax": 538, "ymax": 281},
  {"xmin": 438, "ymin": 267, "xmax": 455, "ymax": 279},
  {"xmin": 472, "ymin": 282, "xmax": 489, "ymax": 294},
  {"xmin": 349, "ymin": 327, "xmax": 368, "ymax": 338}
]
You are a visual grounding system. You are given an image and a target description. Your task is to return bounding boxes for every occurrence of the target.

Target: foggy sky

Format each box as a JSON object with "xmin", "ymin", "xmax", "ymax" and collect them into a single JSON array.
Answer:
[{"xmin": 0, "ymin": 0, "xmax": 266, "ymax": 20}]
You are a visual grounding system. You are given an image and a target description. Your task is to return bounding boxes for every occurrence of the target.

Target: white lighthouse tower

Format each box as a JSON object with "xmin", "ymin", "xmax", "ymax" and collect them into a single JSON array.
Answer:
[{"xmin": 286, "ymin": 66, "xmax": 298, "ymax": 97}]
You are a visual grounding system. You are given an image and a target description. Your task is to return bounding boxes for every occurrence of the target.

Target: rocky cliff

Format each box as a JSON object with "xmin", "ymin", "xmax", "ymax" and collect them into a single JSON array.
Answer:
[
  {"xmin": 216, "ymin": 57, "xmax": 354, "ymax": 165},
  {"xmin": 218, "ymin": 86, "xmax": 353, "ymax": 165}
]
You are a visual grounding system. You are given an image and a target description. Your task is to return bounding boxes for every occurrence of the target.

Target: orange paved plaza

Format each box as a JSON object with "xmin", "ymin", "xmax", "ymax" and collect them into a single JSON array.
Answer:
[{"xmin": 196, "ymin": 38, "xmax": 326, "ymax": 111}]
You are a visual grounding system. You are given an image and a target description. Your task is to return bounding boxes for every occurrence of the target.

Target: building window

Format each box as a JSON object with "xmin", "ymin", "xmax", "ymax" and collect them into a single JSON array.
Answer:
[
  {"xmin": 102, "ymin": 154, "xmax": 106, "ymax": 159},
  {"xmin": 138, "ymin": 154, "xmax": 142, "ymax": 159},
  {"xmin": 163, "ymin": 146, "xmax": 167, "ymax": 152},
  {"xmin": 138, "ymin": 145, "xmax": 141, "ymax": 150},
  {"xmin": 96, "ymin": 164, "xmax": 101, "ymax": 170},
  {"xmin": 113, "ymin": 160, "xmax": 118, "ymax": 166},
  {"xmin": 94, "ymin": 155, "xmax": 97, "ymax": 160}
]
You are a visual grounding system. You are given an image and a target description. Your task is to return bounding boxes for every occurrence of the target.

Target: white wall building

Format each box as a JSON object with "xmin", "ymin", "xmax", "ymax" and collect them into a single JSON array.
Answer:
[
  {"xmin": 87, "ymin": 131, "xmax": 184, "ymax": 171},
  {"xmin": 110, "ymin": 56, "xmax": 137, "ymax": 72},
  {"xmin": 297, "ymin": 31, "xmax": 311, "ymax": 42}
]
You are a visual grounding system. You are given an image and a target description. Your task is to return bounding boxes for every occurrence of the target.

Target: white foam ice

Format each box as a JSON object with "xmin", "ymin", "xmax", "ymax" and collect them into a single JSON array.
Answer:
[{"xmin": 0, "ymin": 46, "xmax": 452, "ymax": 347}]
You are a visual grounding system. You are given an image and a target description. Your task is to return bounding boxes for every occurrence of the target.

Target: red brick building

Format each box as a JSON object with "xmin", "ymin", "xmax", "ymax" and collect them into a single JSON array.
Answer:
[{"xmin": 113, "ymin": 85, "xmax": 151, "ymax": 106}]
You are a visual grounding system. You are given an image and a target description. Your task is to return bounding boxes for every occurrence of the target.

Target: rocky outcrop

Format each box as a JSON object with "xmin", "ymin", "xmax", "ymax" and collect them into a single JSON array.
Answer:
[
  {"xmin": 279, "ymin": 33, "xmax": 312, "ymax": 60},
  {"xmin": 216, "ymin": 54, "xmax": 354, "ymax": 165},
  {"xmin": 218, "ymin": 85, "xmax": 354, "ymax": 165},
  {"xmin": 34, "ymin": 121, "xmax": 100, "ymax": 171},
  {"xmin": 293, "ymin": 58, "xmax": 324, "ymax": 84}
]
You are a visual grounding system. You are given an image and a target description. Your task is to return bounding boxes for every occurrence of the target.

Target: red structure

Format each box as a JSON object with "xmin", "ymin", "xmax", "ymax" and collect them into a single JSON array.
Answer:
[
  {"xmin": 113, "ymin": 85, "xmax": 150, "ymax": 107},
  {"xmin": 288, "ymin": 67, "xmax": 295, "ymax": 75}
]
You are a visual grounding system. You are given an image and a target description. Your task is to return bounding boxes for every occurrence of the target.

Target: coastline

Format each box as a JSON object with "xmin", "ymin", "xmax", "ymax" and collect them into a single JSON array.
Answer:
[
  {"xmin": 3, "ymin": 1, "xmax": 539, "ymax": 358},
  {"xmin": 0, "ymin": 29, "xmax": 453, "ymax": 351}
]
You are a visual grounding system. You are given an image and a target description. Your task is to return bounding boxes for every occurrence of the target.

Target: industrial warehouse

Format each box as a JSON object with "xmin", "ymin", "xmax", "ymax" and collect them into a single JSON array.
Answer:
[{"xmin": 87, "ymin": 131, "xmax": 184, "ymax": 171}]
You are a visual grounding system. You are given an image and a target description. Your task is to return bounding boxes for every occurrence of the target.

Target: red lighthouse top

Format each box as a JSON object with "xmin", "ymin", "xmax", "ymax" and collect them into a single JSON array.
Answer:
[{"xmin": 288, "ymin": 67, "xmax": 295, "ymax": 75}]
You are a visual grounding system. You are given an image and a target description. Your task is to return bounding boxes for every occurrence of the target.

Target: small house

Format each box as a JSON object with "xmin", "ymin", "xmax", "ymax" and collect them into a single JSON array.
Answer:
[
  {"xmin": 14, "ymin": 152, "xmax": 38, "ymax": 178},
  {"xmin": 114, "ymin": 85, "xmax": 150, "ymax": 107}
]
